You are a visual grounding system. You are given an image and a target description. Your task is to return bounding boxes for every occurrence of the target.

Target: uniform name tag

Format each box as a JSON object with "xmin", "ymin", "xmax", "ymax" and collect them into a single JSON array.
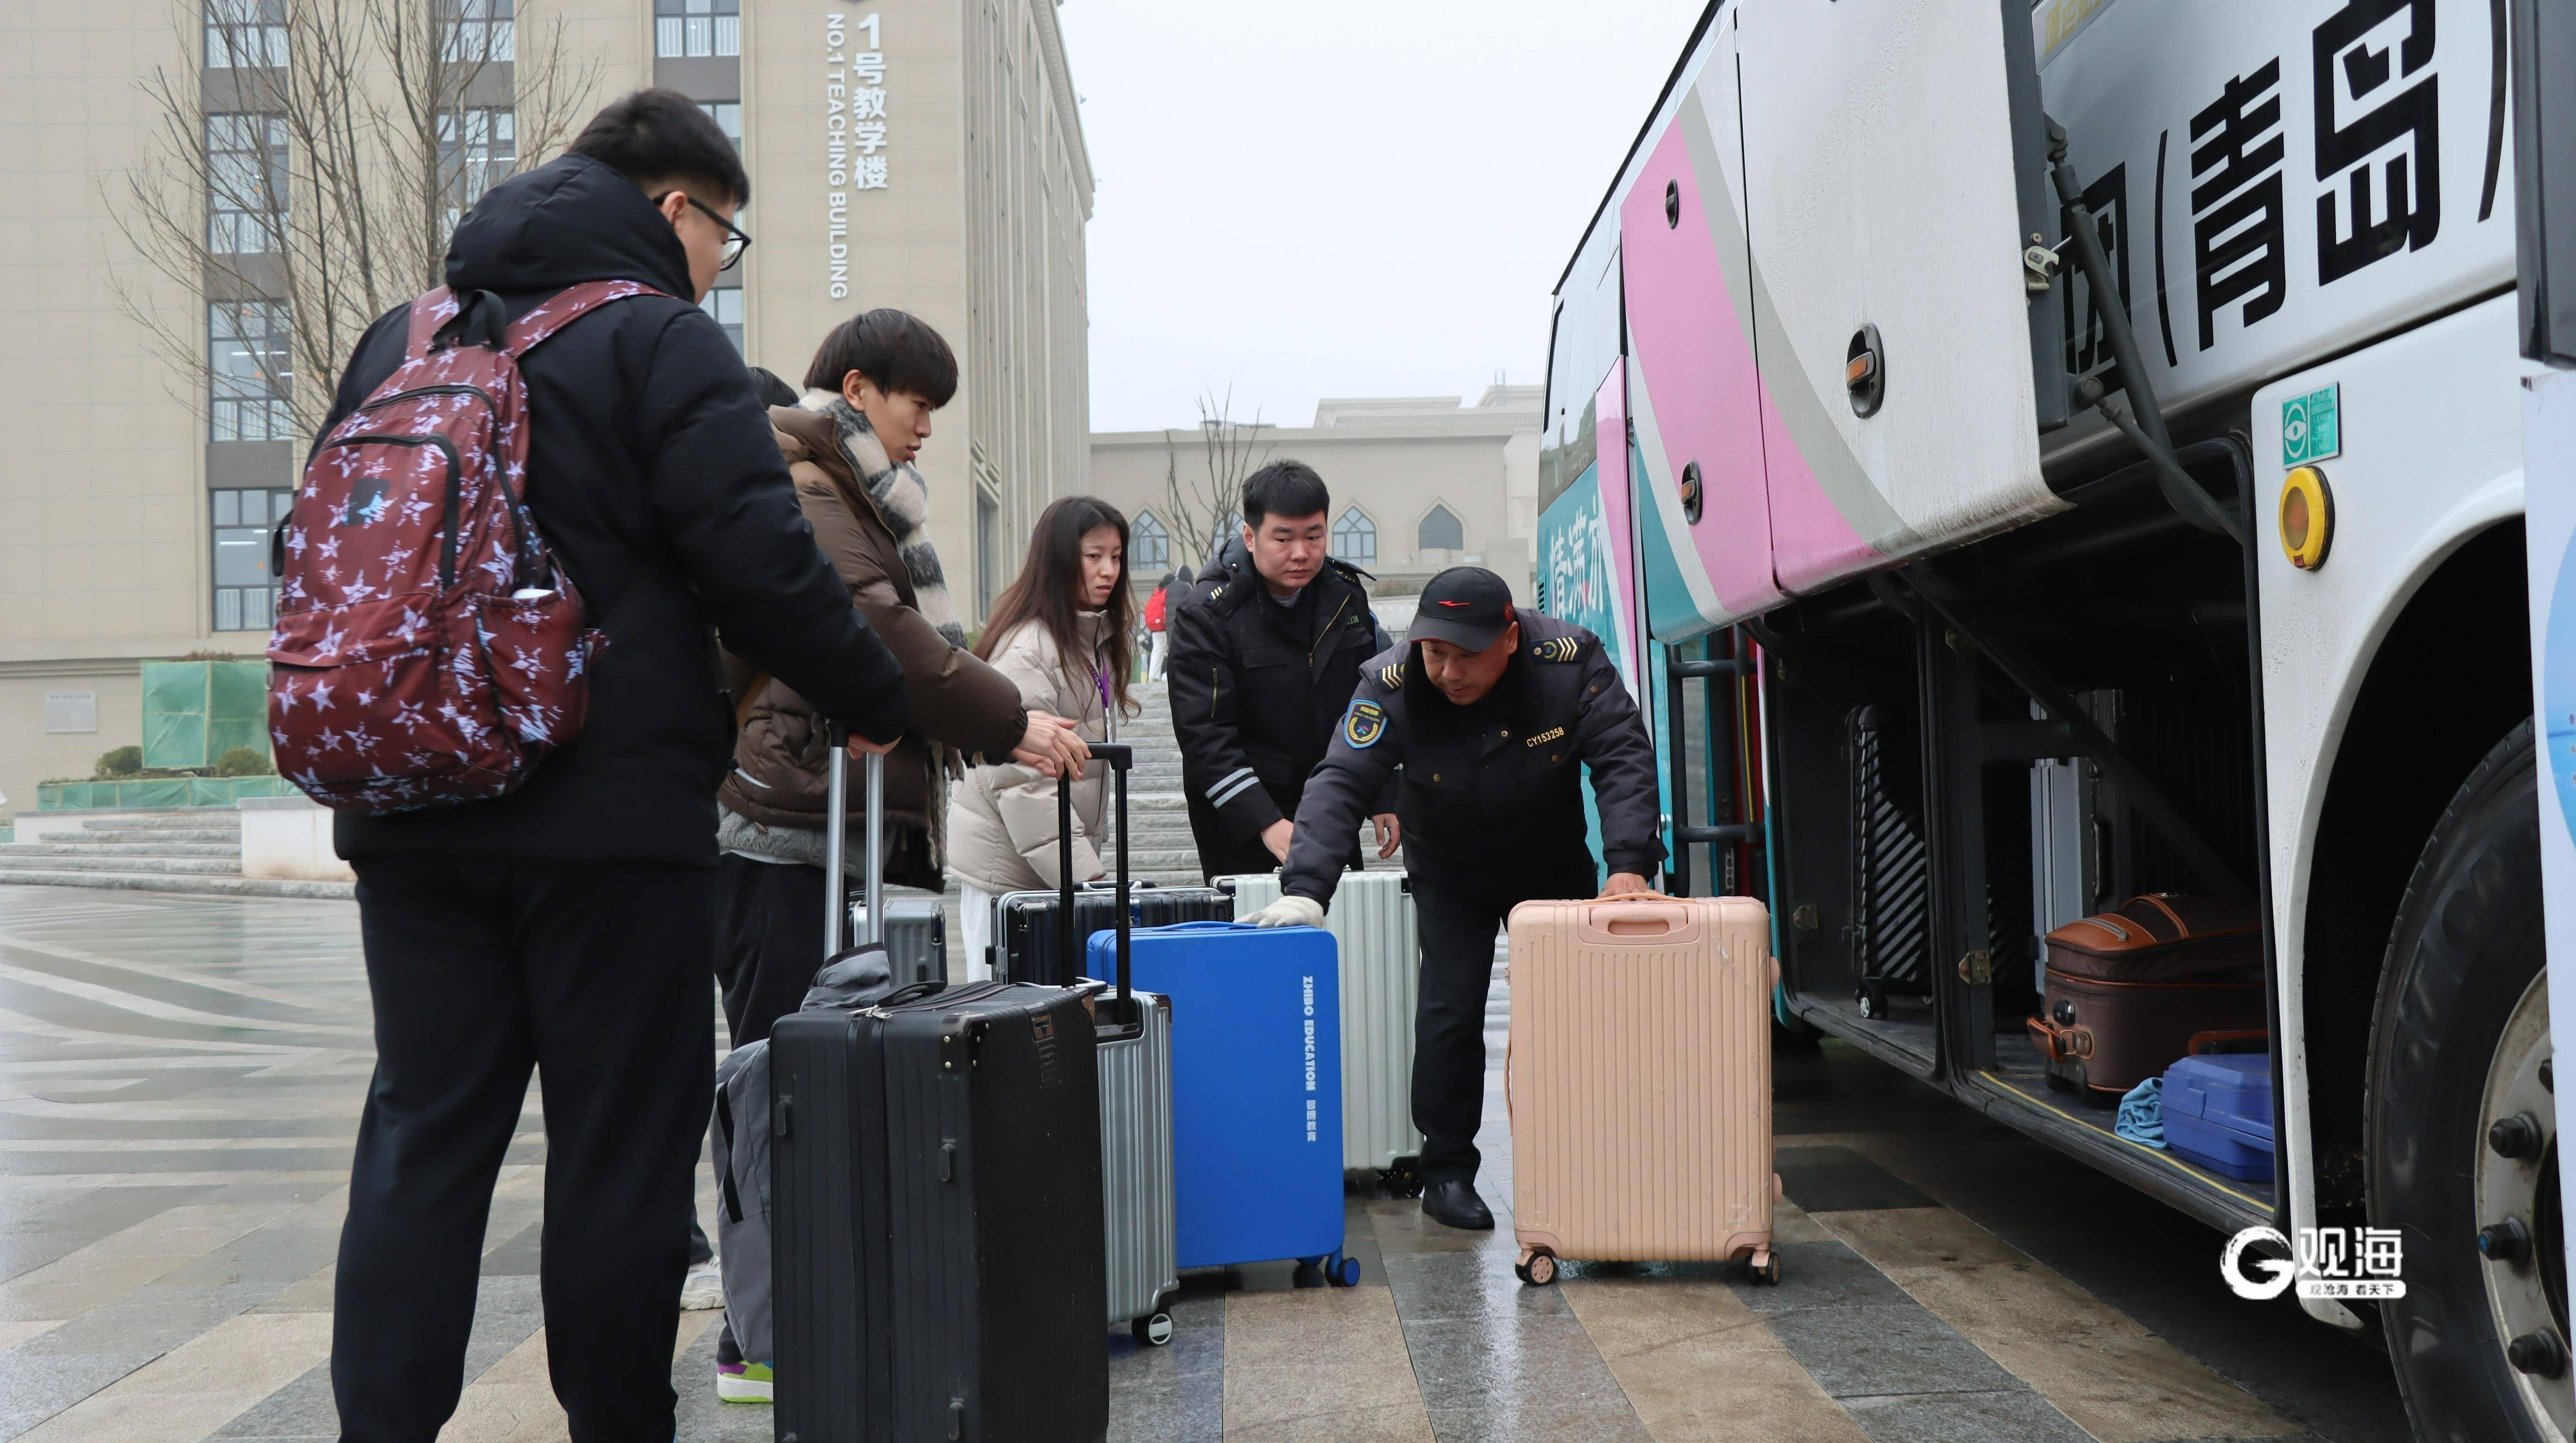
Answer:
[
  {"xmin": 1524, "ymin": 726, "xmax": 1566, "ymax": 747},
  {"xmin": 1343, "ymin": 699, "xmax": 1388, "ymax": 748}
]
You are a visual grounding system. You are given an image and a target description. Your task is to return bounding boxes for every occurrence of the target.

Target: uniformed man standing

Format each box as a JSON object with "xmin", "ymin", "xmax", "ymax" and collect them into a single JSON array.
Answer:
[
  {"xmin": 1167, "ymin": 461, "xmax": 1399, "ymax": 881},
  {"xmin": 1242, "ymin": 566, "xmax": 1665, "ymax": 1230}
]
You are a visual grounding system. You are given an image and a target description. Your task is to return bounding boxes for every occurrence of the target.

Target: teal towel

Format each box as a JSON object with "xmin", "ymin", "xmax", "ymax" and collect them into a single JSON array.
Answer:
[{"xmin": 2115, "ymin": 1076, "xmax": 2166, "ymax": 1149}]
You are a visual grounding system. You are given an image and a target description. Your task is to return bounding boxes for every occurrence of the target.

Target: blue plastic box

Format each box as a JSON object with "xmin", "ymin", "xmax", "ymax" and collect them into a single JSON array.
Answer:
[
  {"xmin": 2162, "ymin": 1053, "xmax": 2275, "ymax": 1183},
  {"xmin": 1091, "ymin": 921, "xmax": 1350, "ymax": 1277}
]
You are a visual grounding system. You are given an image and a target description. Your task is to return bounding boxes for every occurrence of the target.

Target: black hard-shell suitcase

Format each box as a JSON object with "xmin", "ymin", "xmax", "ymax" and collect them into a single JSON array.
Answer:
[
  {"xmin": 771, "ymin": 734, "xmax": 1109, "ymax": 1442},
  {"xmin": 994, "ymin": 883, "xmax": 1229, "ymax": 986},
  {"xmin": 1847, "ymin": 703, "xmax": 1933, "ymax": 1017}
]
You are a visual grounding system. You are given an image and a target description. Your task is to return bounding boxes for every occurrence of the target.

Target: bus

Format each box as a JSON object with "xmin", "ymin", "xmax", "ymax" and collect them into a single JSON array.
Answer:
[{"xmin": 1536, "ymin": 2, "xmax": 2568, "ymax": 1437}]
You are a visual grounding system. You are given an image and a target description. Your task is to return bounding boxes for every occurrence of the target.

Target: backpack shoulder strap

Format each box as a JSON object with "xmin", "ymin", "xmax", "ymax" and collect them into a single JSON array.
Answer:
[
  {"xmin": 401, "ymin": 288, "xmax": 463, "ymax": 361},
  {"xmin": 503, "ymin": 280, "xmax": 668, "ymax": 359}
]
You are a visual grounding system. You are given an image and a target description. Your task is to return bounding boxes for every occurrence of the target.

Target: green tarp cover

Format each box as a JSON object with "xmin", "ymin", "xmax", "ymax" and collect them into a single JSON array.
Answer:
[{"xmin": 141, "ymin": 660, "xmax": 270, "ymax": 769}]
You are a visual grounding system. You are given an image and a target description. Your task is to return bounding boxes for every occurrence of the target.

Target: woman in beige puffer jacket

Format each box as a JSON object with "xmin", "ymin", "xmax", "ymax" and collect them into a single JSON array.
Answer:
[{"xmin": 946, "ymin": 496, "xmax": 1138, "ymax": 977}]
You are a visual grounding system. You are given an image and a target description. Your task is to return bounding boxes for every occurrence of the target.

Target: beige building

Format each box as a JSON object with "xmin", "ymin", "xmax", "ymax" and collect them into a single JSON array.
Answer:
[
  {"xmin": 0, "ymin": 0, "xmax": 1091, "ymax": 819},
  {"xmin": 1089, "ymin": 386, "xmax": 1542, "ymax": 631}
]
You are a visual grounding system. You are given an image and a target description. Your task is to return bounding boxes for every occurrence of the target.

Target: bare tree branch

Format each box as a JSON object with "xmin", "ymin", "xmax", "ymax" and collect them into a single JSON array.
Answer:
[
  {"xmin": 103, "ymin": 0, "xmax": 602, "ymax": 448},
  {"xmin": 1159, "ymin": 387, "xmax": 1274, "ymax": 569}
]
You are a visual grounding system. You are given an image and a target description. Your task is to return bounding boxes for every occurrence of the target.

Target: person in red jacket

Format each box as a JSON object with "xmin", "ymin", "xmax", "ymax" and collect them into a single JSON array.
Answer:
[{"xmin": 1144, "ymin": 565, "xmax": 1185, "ymax": 680}]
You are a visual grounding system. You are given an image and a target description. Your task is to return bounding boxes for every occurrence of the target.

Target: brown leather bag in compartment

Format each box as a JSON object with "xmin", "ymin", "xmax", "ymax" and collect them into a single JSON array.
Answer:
[{"xmin": 2025, "ymin": 895, "xmax": 2266, "ymax": 1104}]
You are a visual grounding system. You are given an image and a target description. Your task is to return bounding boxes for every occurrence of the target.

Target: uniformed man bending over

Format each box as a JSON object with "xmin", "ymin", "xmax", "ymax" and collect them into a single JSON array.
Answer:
[
  {"xmin": 1242, "ymin": 566, "xmax": 1665, "ymax": 1230},
  {"xmin": 1167, "ymin": 461, "xmax": 1399, "ymax": 882}
]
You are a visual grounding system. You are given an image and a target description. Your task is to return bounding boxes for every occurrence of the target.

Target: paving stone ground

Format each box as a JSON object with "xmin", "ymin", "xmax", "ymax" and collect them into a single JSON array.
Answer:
[{"xmin": 0, "ymin": 885, "xmax": 2413, "ymax": 1442}]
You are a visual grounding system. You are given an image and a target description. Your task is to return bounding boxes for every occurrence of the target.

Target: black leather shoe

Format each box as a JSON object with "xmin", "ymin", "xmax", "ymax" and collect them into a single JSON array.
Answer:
[{"xmin": 1421, "ymin": 1179, "xmax": 1494, "ymax": 1231}]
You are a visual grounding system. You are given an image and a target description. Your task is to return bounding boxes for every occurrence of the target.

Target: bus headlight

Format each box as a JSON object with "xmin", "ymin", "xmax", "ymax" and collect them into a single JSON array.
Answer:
[{"xmin": 2280, "ymin": 465, "xmax": 2334, "ymax": 571}]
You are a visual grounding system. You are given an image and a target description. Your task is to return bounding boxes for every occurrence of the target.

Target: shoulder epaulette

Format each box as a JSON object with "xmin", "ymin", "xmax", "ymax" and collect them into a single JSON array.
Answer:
[
  {"xmin": 1378, "ymin": 660, "xmax": 1405, "ymax": 689},
  {"xmin": 1532, "ymin": 635, "xmax": 1585, "ymax": 663}
]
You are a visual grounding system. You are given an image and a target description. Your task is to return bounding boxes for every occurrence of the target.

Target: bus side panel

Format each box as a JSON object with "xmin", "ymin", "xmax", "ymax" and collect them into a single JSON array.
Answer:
[
  {"xmin": 1736, "ymin": 0, "xmax": 2055, "ymax": 595},
  {"xmin": 1621, "ymin": 20, "xmax": 1781, "ymax": 638},
  {"xmin": 1541, "ymin": 465, "xmax": 1622, "ymax": 865}
]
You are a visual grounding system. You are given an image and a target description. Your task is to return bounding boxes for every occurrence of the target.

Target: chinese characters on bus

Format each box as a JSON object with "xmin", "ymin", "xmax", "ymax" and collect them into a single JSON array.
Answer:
[{"xmin": 2063, "ymin": 0, "xmax": 2450, "ymax": 371}]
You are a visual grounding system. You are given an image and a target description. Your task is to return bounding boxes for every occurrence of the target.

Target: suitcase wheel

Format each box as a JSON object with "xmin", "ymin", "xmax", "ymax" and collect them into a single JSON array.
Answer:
[
  {"xmin": 1747, "ymin": 1249, "xmax": 1782, "ymax": 1286},
  {"xmin": 1329, "ymin": 1254, "xmax": 1362, "ymax": 1288},
  {"xmin": 1856, "ymin": 983, "xmax": 1887, "ymax": 1020},
  {"xmin": 1514, "ymin": 1249, "xmax": 1559, "ymax": 1287},
  {"xmin": 1130, "ymin": 1312, "xmax": 1175, "ymax": 1346}
]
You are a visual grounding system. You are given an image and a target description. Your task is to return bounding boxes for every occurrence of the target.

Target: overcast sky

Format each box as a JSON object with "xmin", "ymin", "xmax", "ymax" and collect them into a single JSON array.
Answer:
[{"xmin": 1057, "ymin": 1, "xmax": 1706, "ymax": 434}]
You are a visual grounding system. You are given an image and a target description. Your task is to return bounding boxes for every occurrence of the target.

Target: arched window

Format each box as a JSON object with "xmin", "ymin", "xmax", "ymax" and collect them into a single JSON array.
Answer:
[
  {"xmin": 1417, "ymin": 504, "xmax": 1463, "ymax": 552},
  {"xmin": 1130, "ymin": 510, "xmax": 1169, "ymax": 572},
  {"xmin": 1214, "ymin": 511, "xmax": 1243, "ymax": 553},
  {"xmin": 1330, "ymin": 508, "xmax": 1377, "ymax": 565}
]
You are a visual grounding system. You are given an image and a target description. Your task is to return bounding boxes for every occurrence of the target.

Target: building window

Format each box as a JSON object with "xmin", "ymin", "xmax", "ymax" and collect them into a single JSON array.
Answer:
[
  {"xmin": 1129, "ymin": 511, "xmax": 1169, "ymax": 573},
  {"xmin": 1417, "ymin": 504, "xmax": 1463, "ymax": 552},
  {"xmin": 1330, "ymin": 508, "xmax": 1377, "ymax": 566},
  {"xmin": 700, "ymin": 100, "xmax": 743, "ymax": 150},
  {"xmin": 438, "ymin": 0, "xmax": 514, "ymax": 63},
  {"xmin": 212, "ymin": 487, "xmax": 293, "ymax": 632},
  {"xmin": 700, "ymin": 283, "xmax": 744, "ymax": 353},
  {"xmin": 656, "ymin": 0, "xmax": 740, "ymax": 58},
  {"xmin": 1215, "ymin": 511, "xmax": 1243, "ymax": 556},
  {"xmin": 210, "ymin": 301, "xmax": 292, "ymax": 443},
  {"xmin": 204, "ymin": 0, "xmax": 286, "ymax": 69},
  {"xmin": 207, "ymin": 112, "xmax": 287, "ymax": 254},
  {"xmin": 437, "ymin": 106, "xmax": 515, "ymax": 228}
]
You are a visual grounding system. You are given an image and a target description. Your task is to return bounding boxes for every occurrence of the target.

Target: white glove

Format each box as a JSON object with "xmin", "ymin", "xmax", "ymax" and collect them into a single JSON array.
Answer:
[{"xmin": 1243, "ymin": 894, "xmax": 1325, "ymax": 929}]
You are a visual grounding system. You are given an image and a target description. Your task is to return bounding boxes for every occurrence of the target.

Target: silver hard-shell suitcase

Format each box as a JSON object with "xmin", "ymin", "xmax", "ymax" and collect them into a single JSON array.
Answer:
[
  {"xmin": 849, "ymin": 895, "xmax": 946, "ymax": 986},
  {"xmin": 1227, "ymin": 869, "xmax": 1424, "ymax": 1193},
  {"xmin": 1066, "ymin": 745, "xmax": 1181, "ymax": 1344}
]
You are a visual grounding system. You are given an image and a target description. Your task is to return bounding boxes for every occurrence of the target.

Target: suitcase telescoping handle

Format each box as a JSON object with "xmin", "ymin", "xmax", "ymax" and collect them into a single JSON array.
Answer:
[
  {"xmin": 1059, "ymin": 742, "xmax": 1135, "ymax": 1017},
  {"xmin": 822, "ymin": 723, "xmax": 887, "ymax": 960}
]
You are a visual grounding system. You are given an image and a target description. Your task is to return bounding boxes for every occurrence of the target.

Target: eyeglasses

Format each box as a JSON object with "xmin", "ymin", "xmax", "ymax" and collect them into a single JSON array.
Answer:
[{"xmin": 656, "ymin": 191, "xmax": 752, "ymax": 271}]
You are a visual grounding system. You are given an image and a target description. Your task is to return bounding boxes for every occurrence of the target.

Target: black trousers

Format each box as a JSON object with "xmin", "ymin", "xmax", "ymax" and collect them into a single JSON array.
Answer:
[
  {"xmin": 712, "ymin": 854, "xmax": 829, "ymax": 1048},
  {"xmin": 1410, "ymin": 871, "xmax": 1598, "ymax": 1184},
  {"xmin": 1410, "ymin": 884, "xmax": 1514, "ymax": 1185},
  {"xmin": 334, "ymin": 854, "xmax": 715, "ymax": 1443}
]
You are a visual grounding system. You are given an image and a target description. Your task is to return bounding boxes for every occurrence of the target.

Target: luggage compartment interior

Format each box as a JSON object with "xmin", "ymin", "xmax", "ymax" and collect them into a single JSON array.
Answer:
[{"xmin": 1754, "ymin": 458, "xmax": 2265, "ymax": 1121}]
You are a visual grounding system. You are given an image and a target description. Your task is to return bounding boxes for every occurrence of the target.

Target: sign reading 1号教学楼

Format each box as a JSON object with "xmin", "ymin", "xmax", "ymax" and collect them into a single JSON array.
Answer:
[
  {"xmin": 2281, "ymin": 383, "xmax": 2340, "ymax": 467},
  {"xmin": 823, "ymin": 11, "xmax": 889, "ymax": 301}
]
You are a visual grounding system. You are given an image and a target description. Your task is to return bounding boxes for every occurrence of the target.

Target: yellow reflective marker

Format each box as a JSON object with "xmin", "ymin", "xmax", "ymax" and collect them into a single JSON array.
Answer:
[{"xmin": 2279, "ymin": 465, "xmax": 2333, "ymax": 571}]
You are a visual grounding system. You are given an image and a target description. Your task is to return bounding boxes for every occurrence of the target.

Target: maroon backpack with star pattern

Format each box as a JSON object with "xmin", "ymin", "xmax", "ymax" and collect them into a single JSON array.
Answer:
[{"xmin": 267, "ymin": 282, "xmax": 659, "ymax": 813}]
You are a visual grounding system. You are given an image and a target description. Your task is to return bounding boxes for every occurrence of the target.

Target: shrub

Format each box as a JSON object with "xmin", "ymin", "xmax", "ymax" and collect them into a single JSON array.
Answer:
[
  {"xmin": 212, "ymin": 747, "xmax": 273, "ymax": 777},
  {"xmin": 93, "ymin": 746, "xmax": 143, "ymax": 779}
]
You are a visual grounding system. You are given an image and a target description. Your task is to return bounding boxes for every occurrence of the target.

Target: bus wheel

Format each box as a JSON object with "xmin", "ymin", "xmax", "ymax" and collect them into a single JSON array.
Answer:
[{"xmin": 2369, "ymin": 720, "xmax": 2572, "ymax": 1443}]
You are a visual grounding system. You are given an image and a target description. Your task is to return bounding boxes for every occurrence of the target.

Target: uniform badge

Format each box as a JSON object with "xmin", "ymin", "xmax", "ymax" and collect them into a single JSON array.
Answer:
[
  {"xmin": 1343, "ymin": 698, "xmax": 1388, "ymax": 748},
  {"xmin": 1533, "ymin": 636, "xmax": 1584, "ymax": 662},
  {"xmin": 1378, "ymin": 661, "xmax": 1405, "ymax": 689}
]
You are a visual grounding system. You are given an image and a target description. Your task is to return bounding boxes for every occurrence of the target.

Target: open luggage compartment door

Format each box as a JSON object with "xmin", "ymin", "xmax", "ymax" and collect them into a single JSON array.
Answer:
[{"xmin": 1734, "ymin": 0, "xmax": 2062, "ymax": 597}]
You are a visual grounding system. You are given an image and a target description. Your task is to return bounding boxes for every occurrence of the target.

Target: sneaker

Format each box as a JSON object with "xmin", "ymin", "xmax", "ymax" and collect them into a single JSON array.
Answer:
[
  {"xmin": 716, "ymin": 1360, "xmax": 774, "ymax": 1404},
  {"xmin": 679, "ymin": 1259, "xmax": 726, "ymax": 1311}
]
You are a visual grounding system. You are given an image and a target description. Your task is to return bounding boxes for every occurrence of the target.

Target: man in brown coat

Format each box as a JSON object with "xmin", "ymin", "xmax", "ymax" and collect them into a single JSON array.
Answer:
[
  {"xmin": 704, "ymin": 311, "xmax": 1082, "ymax": 1401},
  {"xmin": 716, "ymin": 311, "xmax": 1083, "ymax": 1044}
]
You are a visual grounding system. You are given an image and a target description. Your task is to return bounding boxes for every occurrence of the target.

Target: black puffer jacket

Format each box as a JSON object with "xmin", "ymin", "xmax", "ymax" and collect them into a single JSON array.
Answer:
[
  {"xmin": 1166, "ymin": 537, "xmax": 1392, "ymax": 861},
  {"xmin": 317, "ymin": 155, "xmax": 912, "ymax": 863}
]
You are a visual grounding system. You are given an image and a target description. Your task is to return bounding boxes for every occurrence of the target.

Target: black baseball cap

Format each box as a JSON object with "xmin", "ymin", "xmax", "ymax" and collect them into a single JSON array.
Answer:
[{"xmin": 1410, "ymin": 566, "xmax": 1514, "ymax": 651}]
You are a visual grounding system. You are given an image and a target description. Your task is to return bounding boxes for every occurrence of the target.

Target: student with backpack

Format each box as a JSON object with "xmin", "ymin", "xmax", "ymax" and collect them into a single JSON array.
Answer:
[{"xmin": 284, "ymin": 91, "xmax": 913, "ymax": 1441}]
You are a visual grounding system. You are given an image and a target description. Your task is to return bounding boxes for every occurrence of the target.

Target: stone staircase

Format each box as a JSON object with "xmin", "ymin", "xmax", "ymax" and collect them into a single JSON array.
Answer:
[{"xmin": 0, "ymin": 811, "xmax": 354, "ymax": 900}]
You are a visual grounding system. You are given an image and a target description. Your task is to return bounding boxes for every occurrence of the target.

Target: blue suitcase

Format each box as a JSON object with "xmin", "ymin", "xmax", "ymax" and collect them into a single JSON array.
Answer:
[{"xmin": 1089, "ymin": 921, "xmax": 1358, "ymax": 1284}]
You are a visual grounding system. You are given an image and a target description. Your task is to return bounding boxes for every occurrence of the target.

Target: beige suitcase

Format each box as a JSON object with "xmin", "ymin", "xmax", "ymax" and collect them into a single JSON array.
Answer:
[{"xmin": 1505, "ymin": 892, "xmax": 1781, "ymax": 1286}]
